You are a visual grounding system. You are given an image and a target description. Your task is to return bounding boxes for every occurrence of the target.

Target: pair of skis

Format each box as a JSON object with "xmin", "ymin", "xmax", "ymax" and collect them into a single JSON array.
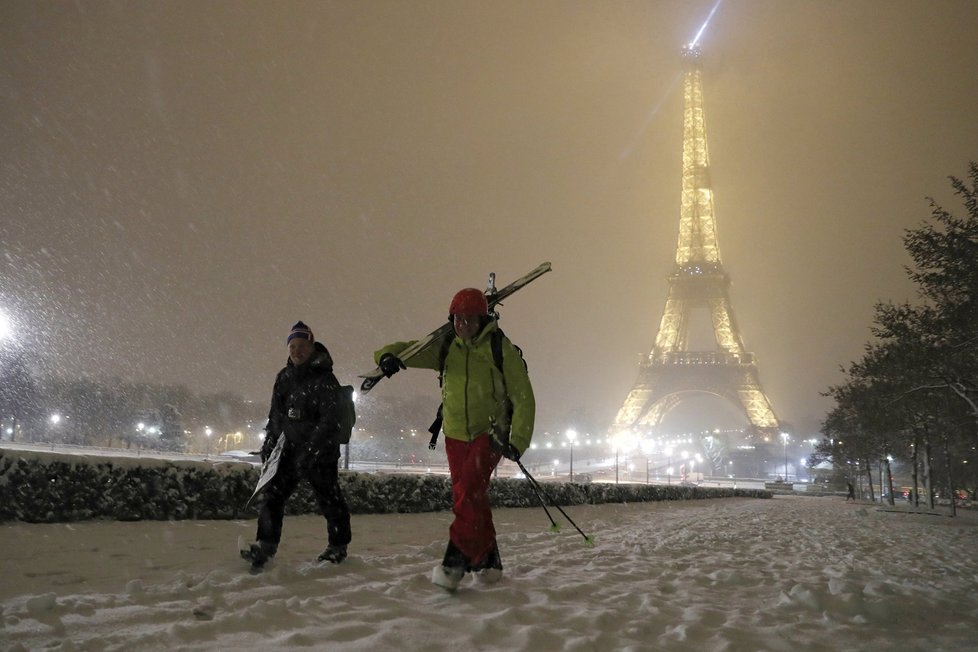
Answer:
[
  {"xmin": 358, "ymin": 261, "xmax": 552, "ymax": 394},
  {"xmin": 246, "ymin": 262, "xmax": 552, "ymax": 507}
]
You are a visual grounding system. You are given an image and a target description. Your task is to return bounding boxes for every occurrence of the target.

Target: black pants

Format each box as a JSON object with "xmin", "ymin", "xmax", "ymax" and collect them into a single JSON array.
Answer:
[{"xmin": 256, "ymin": 443, "xmax": 351, "ymax": 549}]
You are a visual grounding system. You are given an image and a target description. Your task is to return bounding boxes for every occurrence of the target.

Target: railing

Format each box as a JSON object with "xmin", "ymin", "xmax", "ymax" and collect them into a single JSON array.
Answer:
[
  {"xmin": 0, "ymin": 442, "xmax": 797, "ymax": 490},
  {"xmin": 647, "ymin": 351, "xmax": 754, "ymax": 365},
  {"xmin": 0, "ymin": 440, "xmax": 217, "ymax": 461}
]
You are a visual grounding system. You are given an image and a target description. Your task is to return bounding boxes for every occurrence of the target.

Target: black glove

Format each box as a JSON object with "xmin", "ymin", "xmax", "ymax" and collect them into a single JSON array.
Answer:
[
  {"xmin": 378, "ymin": 353, "xmax": 406, "ymax": 378},
  {"xmin": 501, "ymin": 443, "xmax": 521, "ymax": 461},
  {"xmin": 489, "ymin": 432, "xmax": 521, "ymax": 461}
]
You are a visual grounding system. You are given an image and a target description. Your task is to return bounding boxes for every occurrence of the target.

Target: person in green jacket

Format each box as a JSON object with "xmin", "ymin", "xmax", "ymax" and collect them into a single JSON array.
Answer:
[{"xmin": 375, "ymin": 287, "xmax": 535, "ymax": 591}]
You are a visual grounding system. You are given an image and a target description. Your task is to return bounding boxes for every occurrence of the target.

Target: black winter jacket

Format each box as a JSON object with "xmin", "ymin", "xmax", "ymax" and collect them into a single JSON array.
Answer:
[{"xmin": 265, "ymin": 341, "xmax": 345, "ymax": 452}]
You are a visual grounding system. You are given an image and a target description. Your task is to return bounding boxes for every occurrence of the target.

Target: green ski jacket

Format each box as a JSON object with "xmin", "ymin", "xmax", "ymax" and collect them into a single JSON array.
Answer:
[{"xmin": 374, "ymin": 320, "xmax": 535, "ymax": 454}]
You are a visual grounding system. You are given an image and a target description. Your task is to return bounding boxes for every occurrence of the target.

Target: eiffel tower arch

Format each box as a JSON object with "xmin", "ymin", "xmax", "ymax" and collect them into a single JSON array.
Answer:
[{"xmin": 613, "ymin": 45, "xmax": 781, "ymax": 462}]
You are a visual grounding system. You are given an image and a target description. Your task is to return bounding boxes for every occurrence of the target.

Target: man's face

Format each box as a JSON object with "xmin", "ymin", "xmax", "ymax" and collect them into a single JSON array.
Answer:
[
  {"xmin": 288, "ymin": 338, "xmax": 314, "ymax": 366},
  {"xmin": 453, "ymin": 314, "xmax": 481, "ymax": 341}
]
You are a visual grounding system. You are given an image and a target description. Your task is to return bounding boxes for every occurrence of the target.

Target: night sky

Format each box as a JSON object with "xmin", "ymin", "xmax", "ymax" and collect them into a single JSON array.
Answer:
[{"xmin": 3, "ymin": 0, "xmax": 977, "ymax": 437}]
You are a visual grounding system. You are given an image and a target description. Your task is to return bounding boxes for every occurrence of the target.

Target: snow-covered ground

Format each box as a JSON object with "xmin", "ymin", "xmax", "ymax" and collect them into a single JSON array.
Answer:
[{"xmin": 2, "ymin": 495, "xmax": 975, "ymax": 651}]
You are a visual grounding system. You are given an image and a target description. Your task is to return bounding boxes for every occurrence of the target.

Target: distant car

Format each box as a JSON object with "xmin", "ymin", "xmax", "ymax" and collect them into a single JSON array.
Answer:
[{"xmin": 574, "ymin": 473, "xmax": 592, "ymax": 484}]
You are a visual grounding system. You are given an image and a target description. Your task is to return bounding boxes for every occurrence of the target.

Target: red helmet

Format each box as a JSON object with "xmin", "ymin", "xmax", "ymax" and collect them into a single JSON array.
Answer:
[{"xmin": 449, "ymin": 288, "xmax": 489, "ymax": 316}]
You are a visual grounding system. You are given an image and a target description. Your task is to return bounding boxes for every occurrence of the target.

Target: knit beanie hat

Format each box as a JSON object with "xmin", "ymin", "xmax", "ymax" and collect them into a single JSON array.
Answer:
[{"xmin": 287, "ymin": 321, "xmax": 314, "ymax": 344}]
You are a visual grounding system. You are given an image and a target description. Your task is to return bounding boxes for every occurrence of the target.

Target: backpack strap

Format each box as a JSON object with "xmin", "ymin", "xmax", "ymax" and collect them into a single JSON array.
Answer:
[
  {"xmin": 426, "ymin": 403, "xmax": 444, "ymax": 449},
  {"xmin": 490, "ymin": 328, "xmax": 505, "ymax": 377},
  {"xmin": 435, "ymin": 332, "xmax": 454, "ymax": 388},
  {"xmin": 427, "ymin": 332, "xmax": 455, "ymax": 449}
]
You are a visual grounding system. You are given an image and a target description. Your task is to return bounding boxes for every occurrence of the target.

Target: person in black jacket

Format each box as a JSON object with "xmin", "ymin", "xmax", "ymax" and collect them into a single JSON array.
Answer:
[{"xmin": 241, "ymin": 321, "xmax": 352, "ymax": 569}]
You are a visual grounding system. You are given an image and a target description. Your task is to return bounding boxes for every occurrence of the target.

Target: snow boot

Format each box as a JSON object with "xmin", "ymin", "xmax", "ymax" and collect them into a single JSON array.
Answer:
[
  {"xmin": 432, "ymin": 540, "xmax": 468, "ymax": 592},
  {"xmin": 472, "ymin": 544, "xmax": 503, "ymax": 584},
  {"xmin": 240, "ymin": 541, "xmax": 277, "ymax": 569},
  {"xmin": 317, "ymin": 544, "xmax": 348, "ymax": 564},
  {"xmin": 431, "ymin": 565, "xmax": 465, "ymax": 592}
]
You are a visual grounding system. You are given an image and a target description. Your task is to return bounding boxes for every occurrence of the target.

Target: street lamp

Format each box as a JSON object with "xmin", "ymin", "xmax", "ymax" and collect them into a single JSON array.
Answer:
[
  {"xmin": 615, "ymin": 445, "xmax": 619, "ymax": 484},
  {"xmin": 0, "ymin": 308, "xmax": 11, "ymax": 342},
  {"xmin": 566, "ymin": 429, "xmax": 577, "ymax": 483},
  {"xmin": 780, "ymin": 432, "xmax": 790, "ymax": 482}
]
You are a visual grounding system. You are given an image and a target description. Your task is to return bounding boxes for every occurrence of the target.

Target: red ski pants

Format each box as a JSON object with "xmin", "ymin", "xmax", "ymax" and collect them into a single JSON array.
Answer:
[{"xmin": 444, "ymin": 434, "xmax": 502, "ymax": 564}]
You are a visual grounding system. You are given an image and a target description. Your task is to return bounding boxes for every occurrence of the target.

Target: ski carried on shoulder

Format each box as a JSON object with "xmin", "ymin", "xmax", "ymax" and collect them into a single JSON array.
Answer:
[{"xmin": 358, "ymin": 261, "xmax": 552, "ymax": 394}]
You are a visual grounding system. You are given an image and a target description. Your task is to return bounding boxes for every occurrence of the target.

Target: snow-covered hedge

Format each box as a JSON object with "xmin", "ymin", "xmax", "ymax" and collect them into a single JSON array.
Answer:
[
  {"xmin": 0, "ymin": 451, "xmax": 256, "ymax": 522},
  {"xmin": 0, "ymin": 449, "xmax": 770, "ymax": 523}
]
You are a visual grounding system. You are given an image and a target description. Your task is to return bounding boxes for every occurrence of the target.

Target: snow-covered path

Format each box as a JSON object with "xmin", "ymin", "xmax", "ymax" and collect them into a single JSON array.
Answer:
[{"xmin": 2, "ymin": 496, "xmax": 976, "ymax": 651}]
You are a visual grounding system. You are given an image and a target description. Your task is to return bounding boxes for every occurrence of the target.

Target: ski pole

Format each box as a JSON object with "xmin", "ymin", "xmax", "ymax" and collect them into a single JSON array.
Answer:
[
  {"xmin": 515, "ymin": 458, "xmax": 595, "ymax": 547},
  {"xmin": 488, "ymin": 416, "xmax": 594, "ymax": 545},
  {"xmin": 520, "ymin": 467, "xmax": 561, "ymax": 532}
]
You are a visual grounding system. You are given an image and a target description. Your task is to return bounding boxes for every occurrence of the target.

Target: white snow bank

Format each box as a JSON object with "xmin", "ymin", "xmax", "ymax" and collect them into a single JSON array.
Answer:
[{"xmin": 1, "ymin": 496, "xmax": 975, "ymax": 651}]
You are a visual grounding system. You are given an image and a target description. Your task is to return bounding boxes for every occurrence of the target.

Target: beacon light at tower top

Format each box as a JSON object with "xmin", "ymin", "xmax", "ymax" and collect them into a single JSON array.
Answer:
[{"xmin": 688, "ymin": 0, "xmax": 724, "ymax": 49}]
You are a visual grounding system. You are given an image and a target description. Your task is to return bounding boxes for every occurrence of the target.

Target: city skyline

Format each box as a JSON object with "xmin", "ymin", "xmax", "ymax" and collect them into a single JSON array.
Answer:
[{"xmin": 3, "ymin": 1, "xmax": 978, "ymax": 437}]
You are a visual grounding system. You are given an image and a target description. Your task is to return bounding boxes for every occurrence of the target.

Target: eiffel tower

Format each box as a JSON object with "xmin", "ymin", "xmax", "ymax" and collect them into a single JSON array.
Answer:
[{"xmin": 613, "ymin": 45, "xmax": 780, "ymax": 456}]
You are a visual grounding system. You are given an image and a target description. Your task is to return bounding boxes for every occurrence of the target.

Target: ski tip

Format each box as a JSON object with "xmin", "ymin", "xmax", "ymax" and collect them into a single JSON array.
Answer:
[
  {"xmin": 359, "ymin": 375, "xmax": 380, "ymax": 393},
  {"xmin": 583, "ymin": 535, "xmax": 596, "ymax": 548},
  {"xmin": 548, "ymin": 523, "xmax": 562, "ymax": 534}
]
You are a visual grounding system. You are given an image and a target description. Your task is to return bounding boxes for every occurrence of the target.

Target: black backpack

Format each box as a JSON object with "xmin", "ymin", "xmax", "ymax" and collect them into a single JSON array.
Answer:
[{"xmin": 333, "ymin": 384, "xmax": 357, "ymax": 444}]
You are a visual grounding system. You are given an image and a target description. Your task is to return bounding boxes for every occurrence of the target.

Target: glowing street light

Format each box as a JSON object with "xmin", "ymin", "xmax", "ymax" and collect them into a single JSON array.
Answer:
[
  {"xmin": 566, "ymin": 428, "xmax": 578, "ymax": 483},
  {"xmin": 0, "ymin": 309, "xmax": 11, "ymax": 342},
  {"xmin": 781, "ymin": 432, "xmax": 790, "ymax": 482}
]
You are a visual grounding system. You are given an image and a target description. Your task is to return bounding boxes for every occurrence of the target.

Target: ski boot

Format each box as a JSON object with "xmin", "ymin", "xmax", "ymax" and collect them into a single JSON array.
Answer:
[
  {"xmin": 431, "ymin": 565, "xmax": 465, "ymax": 592},
  {"xmin": 240, "ymin": 541, "xmax": 277, "ymax": 570},
  {"xmin": 470, "ymin": 543, "xmax": 503, "ymax": 584},
  {"xmin": 432, "ymin": 540, "xmax": 468, "ymax": 592},
  {"xmin": 317, "ymin": 544, "xmax": 348, "ymax": 564}
]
